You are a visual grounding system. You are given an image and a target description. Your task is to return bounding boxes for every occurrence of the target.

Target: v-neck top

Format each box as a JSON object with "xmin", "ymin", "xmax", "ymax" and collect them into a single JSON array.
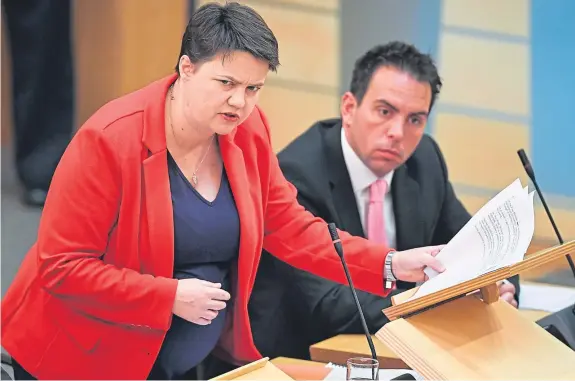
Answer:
[{"xmin": 149, "ymin": 152, "xmax": 240, "ymax": 380}]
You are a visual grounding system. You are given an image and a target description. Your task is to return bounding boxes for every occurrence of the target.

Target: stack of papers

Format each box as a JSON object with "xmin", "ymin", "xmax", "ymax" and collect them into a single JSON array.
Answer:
[{"xmin": 409, "ymin": 178, "xmax": 535, "ymax": 301}]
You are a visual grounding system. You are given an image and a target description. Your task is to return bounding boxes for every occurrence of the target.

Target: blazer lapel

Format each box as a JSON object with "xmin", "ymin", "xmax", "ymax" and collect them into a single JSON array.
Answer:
[
  {"xmin": 143, "ymin": 151, "xmax": 174, "ymax": 278},
  {"xmin": 219, "ymin": 134, "xmax": 257, "ymax": 298},
  {"xmin": 324, "ymin": 122, "xmax": 365, "ymax": 238},
  {"xmin": 392, "ymin": 165, "xmax": 425, "ymax": 251},
  {"xmin": 140, "ymin": 73, "xmax": 178, "ymax": 278}
]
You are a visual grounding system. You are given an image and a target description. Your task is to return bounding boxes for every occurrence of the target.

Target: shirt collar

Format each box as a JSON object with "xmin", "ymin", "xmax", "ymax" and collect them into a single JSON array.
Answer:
[{"xmin": 341, "ymin": 127, "xmax": 394, "ymax": 194}]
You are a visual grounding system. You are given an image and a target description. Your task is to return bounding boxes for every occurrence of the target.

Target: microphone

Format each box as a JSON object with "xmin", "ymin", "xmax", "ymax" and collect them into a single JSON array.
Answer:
[
  {"xmin": 516, "ymin": 149, "xmax": 575, "ymax": 350},
  {"xmin": 517, "ymin": 149, "xmax": 575, "ymax": 278},
  {"xmin": 327, "ymin": 223, "xmax": 378, "ymax": 362}
]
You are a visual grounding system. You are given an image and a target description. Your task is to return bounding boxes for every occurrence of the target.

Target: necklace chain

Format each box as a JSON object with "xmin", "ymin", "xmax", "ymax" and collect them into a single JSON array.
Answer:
[{"xmin": 169, "ymin": 85, "xmax": 214, "ymax": 187}]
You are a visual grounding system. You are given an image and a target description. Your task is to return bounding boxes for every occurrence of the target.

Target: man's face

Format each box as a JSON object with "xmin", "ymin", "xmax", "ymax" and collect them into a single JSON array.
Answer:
[
  {"xmin": 341, "ymin": 66, "xmax": 432, "ymax": 177},
  {"xmin": 179, "ymin": 51, "xmax": 269, "ymax": 135}
]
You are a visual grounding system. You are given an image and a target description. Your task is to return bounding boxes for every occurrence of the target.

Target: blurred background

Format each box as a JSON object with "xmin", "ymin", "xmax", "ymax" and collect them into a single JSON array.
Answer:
[{"xmin": 1, "ymin": 0, "xmax": 574, "ymax": 300}]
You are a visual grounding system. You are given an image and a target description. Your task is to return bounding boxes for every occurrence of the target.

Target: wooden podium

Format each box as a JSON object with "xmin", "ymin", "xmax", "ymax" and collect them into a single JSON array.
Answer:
[
  {"xmin": 376, "ymin": 240, "xmax": 575, "ymax": 380},
  {"xmin": 210, "ymin": 357, "xmax": 294, "ymax": 380}
]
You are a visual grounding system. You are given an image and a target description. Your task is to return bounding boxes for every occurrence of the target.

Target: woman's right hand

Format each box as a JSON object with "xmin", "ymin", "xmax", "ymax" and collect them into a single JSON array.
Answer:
[{"xmin": 172, "ymin": 278, "xmax": 231, "ymax": 325}]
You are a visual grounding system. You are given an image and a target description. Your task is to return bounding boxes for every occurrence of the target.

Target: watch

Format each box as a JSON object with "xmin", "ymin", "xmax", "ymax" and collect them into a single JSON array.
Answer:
[{"xmin": 384, "ymin": 251, "xmax": 397, "ymax": 289}]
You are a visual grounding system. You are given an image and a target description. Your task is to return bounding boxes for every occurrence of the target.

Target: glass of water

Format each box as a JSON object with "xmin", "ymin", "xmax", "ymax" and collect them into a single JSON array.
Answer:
[{"xmin": 346, "ymin": 357, "xmax": 379, "ymax": 380}]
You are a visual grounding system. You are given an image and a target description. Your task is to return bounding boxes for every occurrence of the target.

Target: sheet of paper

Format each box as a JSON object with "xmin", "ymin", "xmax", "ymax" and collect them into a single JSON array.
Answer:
[
  {"xmin": 323, "ymin": 363, "xmax": 422, "ymax": 380},
  {"xmin": 519, "ymin": 283, "xmax": 575, "ymax": 312},
  {"xmin": 408, "ymin": 179, "xmax": 535, "ymax": 301}
]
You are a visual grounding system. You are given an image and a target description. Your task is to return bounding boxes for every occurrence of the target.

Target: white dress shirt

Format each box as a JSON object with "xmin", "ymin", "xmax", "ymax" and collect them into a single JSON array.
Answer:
[{"xmin": 341, "ymin": 128, "xmax": 397, "ymax": 248}]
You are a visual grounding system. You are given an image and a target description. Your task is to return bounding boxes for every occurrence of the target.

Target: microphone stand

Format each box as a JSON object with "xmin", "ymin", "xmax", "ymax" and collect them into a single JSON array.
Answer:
[
  {"xmin": 327, "ymin": 223, "xmax": 418, "ymax": 380},
  {"xmin": 517, "ymin": 149, "xmax": 575, "ymax": 350}
]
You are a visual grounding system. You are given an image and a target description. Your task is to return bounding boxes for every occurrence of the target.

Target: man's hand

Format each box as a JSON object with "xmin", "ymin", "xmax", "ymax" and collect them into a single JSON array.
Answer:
[
  {"xmin": 391, "ymin": 245, "xmax": 446, "ymax": 282},
  {"xmin": 498, "ymin": 280, "xmax": 518, "ymax": 308},
  {"xmin": 172, "ymin": 279, "xmax": 231, "ymax": 325}
]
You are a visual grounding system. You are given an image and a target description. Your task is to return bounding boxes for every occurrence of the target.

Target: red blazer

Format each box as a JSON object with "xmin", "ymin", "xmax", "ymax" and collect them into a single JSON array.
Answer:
[{"xmin": 1, "ymin": 74, "xmax": 392, "ymax": 380}]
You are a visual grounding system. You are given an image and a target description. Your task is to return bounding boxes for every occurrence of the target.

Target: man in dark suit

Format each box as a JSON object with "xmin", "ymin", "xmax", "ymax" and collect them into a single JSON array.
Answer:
[
  {"xmin": 3, "ymin": 0, "xmax": 75, "ymax": 206},
  {"xmin": 248, "ymin": 41, "xmax": 520, "ymax": 360}
]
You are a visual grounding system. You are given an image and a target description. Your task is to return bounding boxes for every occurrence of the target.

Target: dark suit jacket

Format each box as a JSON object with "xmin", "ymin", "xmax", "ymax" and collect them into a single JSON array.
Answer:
[{"xmin": 248, "ymin": 118, "xmax": 520, "ymax": 360}]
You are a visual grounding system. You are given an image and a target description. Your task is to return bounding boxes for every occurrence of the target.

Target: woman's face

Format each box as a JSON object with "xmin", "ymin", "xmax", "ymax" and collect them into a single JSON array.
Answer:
[{"xmin": 178, "ymin": 51, "xmax": 270, "ymax": 135}]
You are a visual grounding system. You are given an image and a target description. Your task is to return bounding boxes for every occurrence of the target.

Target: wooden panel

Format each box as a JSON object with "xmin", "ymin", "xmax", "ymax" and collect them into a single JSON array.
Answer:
[
  {"xmin": 198, "ymin": 0, "xmax": 339, "ymax": 11},
  {"xmin": 74, "ymin": 0, "xmax": 187, "ymax": 127},
  {"xmin": 308, "ymin": 307, "xmax": 552, "ymax": 371},
  {"xmin": 479, "ymin": 283, "xmax": 499, "ymax": 304},
  {"xmin": 281, "ymin": 0, "xmax": 338, "ymax": 11},
  {"xmin": 196, "ymin": 0, "xmax": 339, "ymax": 89},
  {"xmin": 458, "ymin": 193, "xmax": 494, "ymax": 216},
  {"xmin": 257, "ymin": 85, "xmax": 338, "ymax": 152},
  {"xmin": 434, "ymin": 113, "xmax": 530, "ymax": 190},
  {"xmin": 265, "ymin": 0, "xmax": 338, "ymax": 11},
  {"xmin": 383, "ymin": 240, "xmax": 575, "ymax": 321},
  {"xmin": 240, "ymin": 0, "xmax": 339, "ymax": 88},
  {"xmin": 442, "ymin": 0, "xmax": 530, "ymax": 37},
  {"xmin": 378, "ymin": 297, "xmax": 575, "ymax": 380},
  {"xmin": 270, "ymin": 357, "xmax": 330, "ymax": 381},
  {"xmin": 535, "ymin": 205, "xmax": 575, "ymax": 241},
  {"xmin": 439, "ymin": 33, "xmax": 530, "ymax": 116},
  {"xmin": 309, "ymin": 334, "xmax": 407, "ymax": 369},
  {"xmin": 116, "ymin": 0, "xmax": 187, "ymax": 94},
  {"xmin": 211, "ymin": 357, "xmax": 294, "ymax": 380},
  {"xmin": 73, "ymin": 0, "xmax": 123, "ymax": 128},
  {"xmin": 3, "ymin": 1, "xmax": 187, "ymax": 144},
  {"xmin": 522, "ymin": 248, "xmax": 575, "ymax": 281},
  {"xmin": 518, "ymin": 307, "xmax": 550, "ymax": 321}
]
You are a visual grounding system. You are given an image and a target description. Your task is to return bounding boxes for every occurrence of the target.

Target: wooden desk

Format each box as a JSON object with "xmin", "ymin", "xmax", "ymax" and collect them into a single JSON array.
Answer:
[
  {"xmin": 309, "ymin": 309, "xmax": 550, "ymax": 368},
  {"xmin": 309, "ymin": 334, "xmax": 408, "ymax": 369},
  {"xmin": 519, "ymin": 308, "xmax": 551, "ymax": 321},
  {"xmin": 271, "ymin": 357, "xmax": 325, "ymax": 367},
  {"xmin": 270, "ymin": 357, "xmax": 329, "ymax": 381}
]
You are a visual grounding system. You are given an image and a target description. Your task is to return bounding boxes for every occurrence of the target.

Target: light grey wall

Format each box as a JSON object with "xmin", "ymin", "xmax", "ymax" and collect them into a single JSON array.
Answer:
[{"xmin": 339, "ymin": 0, "xmax": 441, "ymax": 95}]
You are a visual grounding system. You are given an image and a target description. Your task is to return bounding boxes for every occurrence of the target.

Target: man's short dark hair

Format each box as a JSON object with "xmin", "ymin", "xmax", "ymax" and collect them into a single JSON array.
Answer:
[
  {"xmin": 350, "ymin": 41, "xmax": 442, "ymax": 110},
  {"xmin": 175, "ymin": 1, "xmax": 280, "ymax": 73}
]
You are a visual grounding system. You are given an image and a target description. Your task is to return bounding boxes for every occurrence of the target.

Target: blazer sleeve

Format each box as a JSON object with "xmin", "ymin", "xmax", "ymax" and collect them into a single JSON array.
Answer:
[
  {"xmin": 292, "ymin": 262, "xmax": 391, "ymax": 336},
  {"xmin": 286, "ymin": 193, "xmax": 391, "ymax": 337},
  {"xmin": 258, "ymin": 109, "xmax": 392, "ymax": 297},
  {"xmin": 36, "ymin": 126, "xmax": 177, "ymax": 332}
]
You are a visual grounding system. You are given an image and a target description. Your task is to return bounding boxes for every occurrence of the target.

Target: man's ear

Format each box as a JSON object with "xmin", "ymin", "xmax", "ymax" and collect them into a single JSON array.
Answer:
[{"xmin": 340, "ymin": 92, "xmax": 357, "ymax": 128}]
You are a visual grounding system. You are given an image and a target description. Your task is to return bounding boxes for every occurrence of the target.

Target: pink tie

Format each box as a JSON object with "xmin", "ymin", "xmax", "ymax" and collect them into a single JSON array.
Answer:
[{"xmin": 367, "ymin": 179, "xmax": 388, "ymax": 245}]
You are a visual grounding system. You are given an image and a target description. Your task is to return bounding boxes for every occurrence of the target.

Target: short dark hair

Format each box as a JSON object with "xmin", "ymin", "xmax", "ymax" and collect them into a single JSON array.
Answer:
[
  {"xmin": 175, "ymin": 1, "xmax": 280, "ymax": 73},
  {"xmin": 350, "ymin": 41, "xmax": 442, "ymax": 110}
]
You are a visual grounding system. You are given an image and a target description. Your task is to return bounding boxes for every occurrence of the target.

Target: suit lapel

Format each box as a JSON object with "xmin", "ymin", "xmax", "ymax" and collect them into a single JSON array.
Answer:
[
  {"xmin": 323, "ymin": 122, "xmax": 426, "ymax": 250},
  {"xmin": 219, "ymin": 134, "xmax": 257, "ymax": 298},
  {"xmin": 143, "ymin": 151, "xmax": 174, "ymax": 278},
  {"xmin": 392, "ymin": 165, "xmax": 425, "ymax": 250},
  {"xmin": 324, "ymin": 123, "xmax": 365, "ymax": 238},
  {"xmin": 140, "ymin": 74, "xmax": 178, "ymax": 278}
]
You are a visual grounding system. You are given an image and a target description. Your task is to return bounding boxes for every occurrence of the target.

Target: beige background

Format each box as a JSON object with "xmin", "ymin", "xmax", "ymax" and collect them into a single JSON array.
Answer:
[{"xmin": 2, "ymin": 0, "xmax": 574, "ymax": 243}]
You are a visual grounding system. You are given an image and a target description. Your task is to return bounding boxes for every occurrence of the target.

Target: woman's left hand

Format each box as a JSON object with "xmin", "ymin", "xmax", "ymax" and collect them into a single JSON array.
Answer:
[{"xmin": 172, "ymin": 279, "xmax": 231, "ymax": 325}]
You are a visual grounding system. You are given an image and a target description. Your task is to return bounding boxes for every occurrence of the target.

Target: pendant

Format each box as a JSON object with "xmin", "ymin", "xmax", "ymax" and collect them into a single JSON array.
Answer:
[{"xmin": 191, "ymin": 174, "xmax": 198, "ymax": 186}]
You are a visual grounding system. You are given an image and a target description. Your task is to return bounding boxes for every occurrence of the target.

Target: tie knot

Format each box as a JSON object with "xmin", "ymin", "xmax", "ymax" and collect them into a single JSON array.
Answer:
[{"xmin": 369, "ymin": 179, "xmax": 388, "ymax": 202}]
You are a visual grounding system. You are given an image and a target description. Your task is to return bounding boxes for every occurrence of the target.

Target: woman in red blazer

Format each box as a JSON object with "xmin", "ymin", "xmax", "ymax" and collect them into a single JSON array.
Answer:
[{"xmin": 1, "ymin": 3, "xmax": 444, "ymax": 380}]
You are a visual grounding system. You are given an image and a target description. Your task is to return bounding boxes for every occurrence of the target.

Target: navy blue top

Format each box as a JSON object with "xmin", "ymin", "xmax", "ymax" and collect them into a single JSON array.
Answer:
[{"xmin": 149, "ymin": 152, "xmax": 240, "ymax": 380}]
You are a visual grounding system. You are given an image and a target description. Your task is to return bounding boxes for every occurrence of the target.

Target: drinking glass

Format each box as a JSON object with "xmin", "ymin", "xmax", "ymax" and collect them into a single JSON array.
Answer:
[{"xmin": 346, "ymin": 357, "xmax": 379, "ymax": 380}]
